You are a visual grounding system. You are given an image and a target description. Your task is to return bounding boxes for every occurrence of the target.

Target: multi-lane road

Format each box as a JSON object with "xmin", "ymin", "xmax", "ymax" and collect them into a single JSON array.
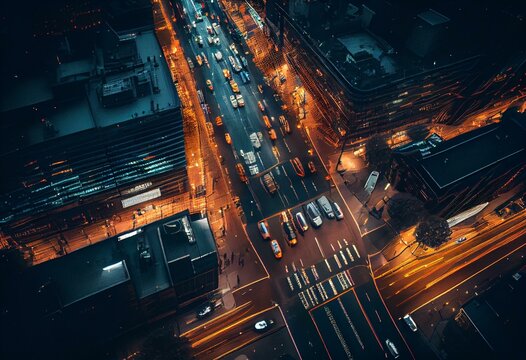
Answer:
[
  {"xmin": 375, "ymin": 211, "xmax": 526, "ymax": 317},
  {"xmin": 168, "ymin": 1, "xmax": 415, "ymax": 359}
]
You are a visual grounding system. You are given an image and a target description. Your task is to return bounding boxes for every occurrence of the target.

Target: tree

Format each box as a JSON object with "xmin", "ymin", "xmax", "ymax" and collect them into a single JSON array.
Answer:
[
  {"xmin": 365, "ymin": 135, "xmax": 391, "ymax": 171},
  {"xmin": 387, "ymin": 198, "xmax": 427, "ymax": 230},
  {"xmin": 414, "ymin": 216, "xmax": 452, "ymax": 249},
  {"xmin": 138, "ymin": 328, "xmax": 192, "ymax": 360}
]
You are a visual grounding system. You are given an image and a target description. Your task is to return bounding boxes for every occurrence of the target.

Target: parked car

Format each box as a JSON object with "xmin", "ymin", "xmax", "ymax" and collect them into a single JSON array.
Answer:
[
  {"xmin": 317, "ymin": 196, "xmax": 335, "ymax": 219},
  {"xmin": 295, "ymin": 211, "xmax": 309, "ymax": 232},
  {"xmin": 223, "ymin": 68, "xmax": 231, "ymax": 80},
  {"xmin": 206, "ymin": 79, "xmax": 213, "ymax": 91},
  {"xmin": 283, "ymin": 220, "xmax": 297, "ymax": 246},
  {"xmin": 270, "ymin": 240, "xmax": 282, "ymax": 259},
  {"xmin": 254, "ymin": 319, "xmax": 274, "ymax": 332},
  {"xmin": 258, "ymin": 101, "xmax": 265, "ymax": 112},
  {"xmin": 332, "ymin": 201, "xmax": 344, "ymax": 220},
  {"xmin": 258, "ymin": 221, "xmax": 271, "ymax": 240},
  {"xmin": 225, "ymin": 132, "xmax": 232, "ymax": 144},
  {"xmin": 306, "ymin": 202, "xmax": 323, "ymax": 228},
  {"xmin": 215, "ymin": 116, "xmax": 223, "ymax": 126}
]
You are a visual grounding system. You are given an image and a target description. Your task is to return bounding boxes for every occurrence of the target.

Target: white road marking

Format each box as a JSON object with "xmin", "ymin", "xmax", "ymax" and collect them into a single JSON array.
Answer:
[
  {"xmin": 291, "ymin": 261, "xmax": 297, "ymax": 273},
  {"xmin": 283, "ymin": 138, "xmax": 292, "ymax": 153},
  {"xmin": 337, "ymin": 240, "xmax": 342, "ymax": 249},
  {"xmin": 330, "ymin": 243, "xmax": 335, "ymax": 252},
  {"xmin": 333, "ymin": 254, "xmax": 342, "ymax": 269},
  {"xmin": 375, "ymin": 309, "xmax": 382, "ymax": 323},
  {"xmin": 314, "ymin": 237, "xmax": 325, "ymax": 258},
  {"xmin": 340, "ymin": 250, "xmax": 348, "ymax": 266},
  {"xmin": 299, "ymin": 258, "xmax": 304, "ymax": 268},
  {"xmin": 346, "ymin": 247, "xmax": 355, "ymax": 262},
  {"xmin": 343, "ymin": 238, "xmax": 348, "ymax": 246},
  {"xmin": 324, "ymin": 259, "xmax": 332, "ymax": 273},
  {"xmin": 353, "ymin": 244, "xmax": 361, "ymax": 259},
  {"xmin": 365, "ymin": 292, "xmax": 371, "ymax": 302},
  {"xmin": 285, "ymin": 265, "xmax": 289, "ymax": 273}
]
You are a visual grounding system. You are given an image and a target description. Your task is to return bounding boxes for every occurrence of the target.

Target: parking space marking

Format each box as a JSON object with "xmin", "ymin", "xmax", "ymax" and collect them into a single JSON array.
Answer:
[
  {"xmin": 353, "ymin": 244, "xmax": 361, "ymax": 259},
  {"xmin": 325, "ymin": 258, "xmax": 332, "ymax": 273}
]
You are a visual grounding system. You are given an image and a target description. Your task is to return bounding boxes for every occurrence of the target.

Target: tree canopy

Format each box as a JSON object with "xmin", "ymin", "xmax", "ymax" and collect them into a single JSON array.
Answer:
[
  {"xmin": 414, "ymin": 216, "xmax": 452, "ymax": 248},
  {"xmin": 387, "ymin": 198, "xmax": 427, "ymax": 230},
  {"xmin": 365, "ymin": 135, "xmax": 391, "ymax": 171}
]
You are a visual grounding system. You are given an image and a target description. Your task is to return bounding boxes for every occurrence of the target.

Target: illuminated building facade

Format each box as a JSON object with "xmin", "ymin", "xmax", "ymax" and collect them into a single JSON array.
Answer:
[
  {"xmin": 264, "ymin": 0, "xmax": 526, "ymax": 141},
  {"xmin": 0, "ymin": 27, "xmax": 188, "ymax": 243}
]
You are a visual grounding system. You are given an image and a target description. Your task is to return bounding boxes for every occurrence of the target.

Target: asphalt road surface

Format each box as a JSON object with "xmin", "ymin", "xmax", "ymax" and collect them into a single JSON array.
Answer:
[{"xmin": 170, "ymin": 1, "xmax": 415, "ymax": 359}]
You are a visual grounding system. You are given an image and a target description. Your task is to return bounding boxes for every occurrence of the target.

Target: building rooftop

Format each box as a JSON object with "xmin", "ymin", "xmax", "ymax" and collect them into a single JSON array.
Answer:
[
  {"xmin": 460, "ymin": 266, "xmax": 526, "ymax": 355},
  {"xmin": 418, "ymin": 9, "xmax": 450, "ymax": 26},
  {"xmin": 28, "ymin": 239, "xmax": 130, "ymax": 307},
  {"xmin": 0, "ymin": 29, "xmax": 179, "ymax": 152},
  {"xmin": 88, "ymin": 30, "xmax": 179, "ymax": 128},
  {"xmin": 397, "ymin": 109, "xmax": 526, "ymax": 194},
  {"xmin": 421, "ymin": 124, "xmax": 525, "ymax": 189},
  {"xmin": 24, "ymin": 211, "xmax": 216, "ymax": 307}
]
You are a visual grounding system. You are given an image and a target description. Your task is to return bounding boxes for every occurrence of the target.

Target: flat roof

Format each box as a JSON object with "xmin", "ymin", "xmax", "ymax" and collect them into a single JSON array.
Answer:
[
  {"xmin": 118, "ymin": 226, "xmax": 171, "ymax": 299},
  {"xmin": 418, "ymin": 9, "xmax": 450, "ymax": 26},
  {"xmin": 462, "ymin": 268, "xmax": 526, "ymax": 355},
  {"xmin": 160, "ymin": 213, "xmax": 216, "ymax": 264},
  {"xmin": 0, "ymin": 77, "xmax": 54, "ymax": 113},
  {"xmin": 88, "ymin": 30, "xmax": 179, "ymax": 128},
  {"xmin": 29, "ymin": 240, "xmax": 130, "ymax": 307},
  {"xmin": 25, "ymin": 211, "xmax": 216, "ymax": 306},
  {"xmin": 338, "ymin": 32, "xmax": 397, "ymax": 75},
  {"xmin": 419, "ymin": 121, "xmax": 525, "ymax": 189}
]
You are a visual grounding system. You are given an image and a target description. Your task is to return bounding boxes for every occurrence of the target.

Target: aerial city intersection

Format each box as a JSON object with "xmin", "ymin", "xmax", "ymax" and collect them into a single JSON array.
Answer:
[{"xmin": 1, "ymin": 0, "xmax": 525, "ymax": 359}]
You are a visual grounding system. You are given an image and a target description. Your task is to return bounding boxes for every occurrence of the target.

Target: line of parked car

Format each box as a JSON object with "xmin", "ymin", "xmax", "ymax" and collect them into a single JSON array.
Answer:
[{"xmin": 257, "ymin": 195, "xmax": 345, "ymax": 259}]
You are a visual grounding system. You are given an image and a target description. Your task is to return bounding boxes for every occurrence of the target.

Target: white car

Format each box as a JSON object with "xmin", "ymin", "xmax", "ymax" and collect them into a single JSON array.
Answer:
[
  {"xmin": 214, "ymin": 51, "xmax": 223, "ymax": 61},
  {"xmin": 403, "ymin": 314, "xmax": 418, "ymax": 332},
  {"xmin": 332, "ymin": 201, "xmax": 344, "ymax": 220},
  {"xmin": 230, "ymin": 95, "xmax": 238, "ymax": 108},
  {"xmin": 236, "ymin": 94, "xmax": 245, "ymax": 107}
]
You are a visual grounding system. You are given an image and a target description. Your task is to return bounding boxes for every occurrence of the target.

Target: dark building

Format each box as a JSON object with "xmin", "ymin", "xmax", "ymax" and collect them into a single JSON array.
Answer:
[
  {"xmin": 0, "ymin": 26, "xmax": 188, "ymax": 244},
  {"xmin": 388, "ymin": 108, "xmax": 526, "ymax": 218},
  {"xmin": 264, "ymin": 0, "xmax": 526, "ymax": 141},
  {"xmin": 451, "ymin": 266, "xmax": 526, "ymax": 359},
  {"xmin": 0, "ymin": 211, "xmax": 218, "ymax": 359}
]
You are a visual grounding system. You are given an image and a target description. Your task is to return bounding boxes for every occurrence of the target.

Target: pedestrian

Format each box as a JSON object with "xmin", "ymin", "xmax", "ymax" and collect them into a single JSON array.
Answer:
[
  {"xmin": 241, "ymin": 258, "xmax": 245, "ymax": 268},
  {"xmin": 219, "ymin": 258, "xmax": 223, "ymax": 269},
  {"xmin": 237, "ymin": 274, "xmax": 240, "ymax": 286},
  {"xmin": 245, "ymin": 247, "xmax": 249, "ymax": 253},
  {"xmin": 223, "ymin": 253, "xmax": 227, "ymax": 261},
  {"xmin": 231, "ymin": 251, "xmax": 234, "ymax": 263}
]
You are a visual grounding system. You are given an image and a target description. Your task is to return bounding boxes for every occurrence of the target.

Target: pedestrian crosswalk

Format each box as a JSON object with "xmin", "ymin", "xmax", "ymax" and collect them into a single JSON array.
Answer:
[{"xmin": 284, "ymin": 245, "xmax": 360, "ymax": 310}]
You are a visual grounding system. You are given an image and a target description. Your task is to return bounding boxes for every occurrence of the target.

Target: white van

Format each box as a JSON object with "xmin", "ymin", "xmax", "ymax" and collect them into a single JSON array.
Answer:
[
  {"xmin": 306, "ymin": 202, "xmax": 323, "ymax": 228},
  {"xmin": 385, "ymin": 339, "xmax": 400, "ymax": 358},
  {"xmin": 403, "ymin": 314, "xmax": 417, "ymax": 332},
  {"xmin": 317, "ymin": 196, "xmax": 335, "ymax": 219}
]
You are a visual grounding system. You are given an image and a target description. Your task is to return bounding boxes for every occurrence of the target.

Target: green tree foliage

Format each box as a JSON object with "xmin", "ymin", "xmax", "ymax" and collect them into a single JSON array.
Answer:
[
  {"xmin": 387, "ymin": 198, "xmax": 427, "ymax": 230},
  {"xmin": 365, "ymin": 135, "xmax": 391, "ymax": 171},
  {"xmin": 414, "ymin": 216, "xmax": 452, "ymax": 248}
]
